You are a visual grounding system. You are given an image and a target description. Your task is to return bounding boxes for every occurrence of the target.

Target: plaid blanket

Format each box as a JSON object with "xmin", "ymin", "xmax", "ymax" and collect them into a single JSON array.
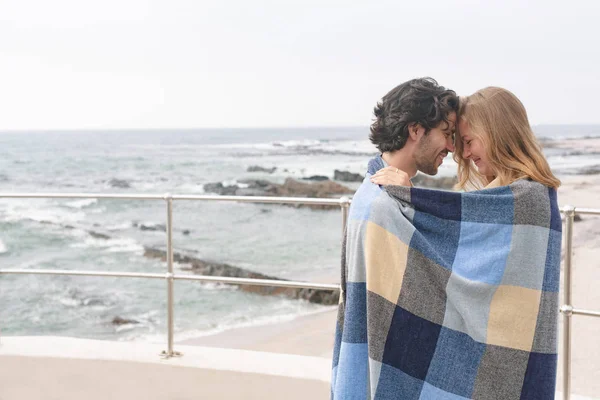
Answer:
[{"xmin": 331, "ymin": 156, "xmax": 561, "ymax": 400}]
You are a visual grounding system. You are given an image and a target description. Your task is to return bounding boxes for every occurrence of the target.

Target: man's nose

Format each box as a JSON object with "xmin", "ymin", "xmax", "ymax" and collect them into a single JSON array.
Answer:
[{"xmin": 447, "ymin": 137, "xmax": 456, "ymax": 153}]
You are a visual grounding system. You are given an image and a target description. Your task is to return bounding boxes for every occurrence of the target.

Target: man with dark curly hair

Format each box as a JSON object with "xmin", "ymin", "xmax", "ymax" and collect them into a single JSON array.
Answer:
[
  {"xmin": 332, "ymin": 79, "xmax": 459, "ymax": 399},
  {"xmin": 368, "ymin": 78, "xmax": 459, "ymax": 186}
]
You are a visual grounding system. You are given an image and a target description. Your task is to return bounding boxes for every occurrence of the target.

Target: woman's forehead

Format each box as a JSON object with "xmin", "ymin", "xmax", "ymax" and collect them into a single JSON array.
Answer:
[{"xmin": 458, "ymin": 119, "xmax": 471, "ymax": 136}]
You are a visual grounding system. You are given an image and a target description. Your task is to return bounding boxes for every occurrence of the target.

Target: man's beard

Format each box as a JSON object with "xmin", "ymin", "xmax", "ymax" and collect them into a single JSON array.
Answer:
[{"xmin": 414, "ymin": 135, "xmax": 443, "ymax": 176}]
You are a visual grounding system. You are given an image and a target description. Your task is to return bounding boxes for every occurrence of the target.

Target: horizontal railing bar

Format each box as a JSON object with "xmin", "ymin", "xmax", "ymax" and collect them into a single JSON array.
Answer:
[
  {"xmin": 173, "ymin": 274, "xmax": 340, "ymax": 290},
  {"xmin": 569, "ymin": 208, "xmax": 600, "ymax": 216},
  {"xmin": 0, "ymin": 269, "xmax": 167, "ymax": 279},
  {"xmin": 572, "ymin": 308, "xmax": 600, "ymax": 317},
  {"xmin": 0, "ymin": 193, "xmax": 166, "ymax": 200},
  {"xmin": 0, "ymin": 269, "xmax": 340, "ymax": 291},
  {"xmin": 2, "ymin": 193, "xmax": 600, "ymax": 211},
  {"xmin": 173, "ymin": 194, "xmax": 346, "ymax": 205},
  {"xmin": 0, "ymin": 193, "xmax": 347, "ymax": 206}
]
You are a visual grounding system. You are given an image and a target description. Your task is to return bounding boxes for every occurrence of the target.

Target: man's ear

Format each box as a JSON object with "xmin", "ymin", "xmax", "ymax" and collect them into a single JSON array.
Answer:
[{"xmin": 408, "ymin": 123, "xmax": 424, "ymax": 141}]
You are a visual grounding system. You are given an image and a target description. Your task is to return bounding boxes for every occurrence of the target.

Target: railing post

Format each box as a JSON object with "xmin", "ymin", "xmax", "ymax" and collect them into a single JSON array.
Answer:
[
  {"xmin": 340, "ymin": 196, "xmax": 350, "ymax": 237},
  {"xmin": 561, "ymin": 205, "xmax": 575, "ymax": 400},
  {"xmin": 161, "ymin": 193, "xmax": 181, "ymax": 358}
]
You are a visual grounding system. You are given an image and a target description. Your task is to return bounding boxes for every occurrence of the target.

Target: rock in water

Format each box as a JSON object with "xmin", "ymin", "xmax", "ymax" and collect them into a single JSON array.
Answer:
[
  {"xmin": 411, "ymin": 174, "xmax": 456, "ymax": 189},
  {"xmin": 89, "ymin": 231, "xmax": 111, "ymax": 240},
  {"xmin": 302, "ymin": 175, "xmax": 330, "ymax": 181},
  {"xmin": 143, "ymin": 247, "xmax": 340, "ymax": 305},
  {"xmin": 203, "ymin": 182, "xmax": 238, "ymax": 195},
  {"xmin": 334, "ymin": 170, "xmax": 364, "ymax": 182},
  {"xmin": 247, "ymin": 165, "xmax": 277, "ymax": 173},
  {"xmin": 112, "ymin": 316, "xmax": 139, "ymax": 325},
  {"xmin": 108, "ymin": 179, "xmax": 132, "ymax": 189},
  {"xmin": 203, "ymin": 178, "xmax": 353, "ymax": 209},
  {"xmin": 577, "ymin": 165, "xmax": 600, "ymax": 175}
]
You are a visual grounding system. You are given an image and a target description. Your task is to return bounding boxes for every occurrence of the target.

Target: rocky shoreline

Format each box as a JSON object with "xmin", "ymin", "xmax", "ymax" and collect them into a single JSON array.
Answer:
[
  {"xmin": 203, "ymin": 177, "xmax": 354, "ymax": 209},
  {"xmin": 143, "ymin": 247, "xmax": 339, "ymax": 305},
  {"xmin": 30, "ymin": 219, "xmax": 340, "ymax": 307},
  {"xmin": 202, "ymin": 170, "xmax": 457, "ymax": 208}
]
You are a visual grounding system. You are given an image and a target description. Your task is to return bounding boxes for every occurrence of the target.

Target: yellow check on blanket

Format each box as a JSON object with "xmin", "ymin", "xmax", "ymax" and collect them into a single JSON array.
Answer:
[{"xmin": 331, "ymin": 156, "xmax": 562, "ymax": 400}]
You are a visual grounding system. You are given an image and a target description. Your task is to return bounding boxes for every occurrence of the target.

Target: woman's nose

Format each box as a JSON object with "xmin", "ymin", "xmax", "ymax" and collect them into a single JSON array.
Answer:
[{"xmin": 462, "ymin": 147, "xmax": 470, "ymax": 159}]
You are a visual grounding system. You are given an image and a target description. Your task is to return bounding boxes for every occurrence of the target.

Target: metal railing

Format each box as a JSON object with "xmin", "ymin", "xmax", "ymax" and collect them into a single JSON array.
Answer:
[
  {"xmin": 0, "ymin": 193, "xmax": 598, "ymax": 400},
  {"xmin": 0, "ymin": 193, "xmax": 349, "ymax": 358},
  {"xmin": 559, "ymin": 206, "xmax": 600, "ymax": 400}
]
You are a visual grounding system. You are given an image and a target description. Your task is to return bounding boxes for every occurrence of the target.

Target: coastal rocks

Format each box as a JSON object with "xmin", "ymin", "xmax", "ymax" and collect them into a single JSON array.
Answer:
[
  {"xmin": 411, "ymin": 174, "xmax": 456, "ymax": 190},
  {"xmin": 89, "ymin": 231, "xmax": 111, "ymax": 240},
  {"xmin": 275, "ymin": 178, "xmax": 352, "ymax": 198},
  {"xmin": 247, "ymin": 165, "xmax": 277, "ymax": 173},
  {"xmin": 203, "ymin": 178, "xmax": 353, "ymax": 209},
  {"xmin": 108, "ymin": 179, "xmax": 132, "ymax": 189},
  {"xmin": 112, "ymin": 316, "xmax": 139, "ymax": 325},
  {"xmin": 131, "ymin": 221, "xmax": 191, "ymax": 235},
  {"xmin": 334, "ymin": 170, "xmax": 364, "ymax": 182},
  {"xmin": 578, "ymin": 165, "xmax": 600, "ymax": 175},
  {"xmin": 132, "ymin": 221, "xmax": 167, "ymax": 232},
  {"xmin": 301, "ymin": 175, "xmax": 330, "ymax": 181},
  {"xmin": 143, "ymin": 247, "xmax": 339, "ymax": 305},
  {"xmin": 203, "ymin": 182, "xmax": 238, "ymax": 196}
]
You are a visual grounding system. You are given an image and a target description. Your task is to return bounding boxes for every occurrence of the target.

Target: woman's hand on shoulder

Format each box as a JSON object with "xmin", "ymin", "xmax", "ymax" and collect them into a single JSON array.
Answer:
[{"xmin": 370, "ymin": 166, "xmax": 411, "ymax": 186}]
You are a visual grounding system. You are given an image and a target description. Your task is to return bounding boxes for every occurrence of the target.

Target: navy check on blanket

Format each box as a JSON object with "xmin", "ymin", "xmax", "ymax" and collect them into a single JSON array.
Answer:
[{"xmin": 331, "ymin": 156, "xmax": 562, "ymax": 400}]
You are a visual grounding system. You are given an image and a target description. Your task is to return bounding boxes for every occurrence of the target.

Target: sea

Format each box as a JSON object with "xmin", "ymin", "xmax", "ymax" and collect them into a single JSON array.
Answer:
[{"xmin": 1, "ymin": 125, "xmax": 599, "ymax": 342}]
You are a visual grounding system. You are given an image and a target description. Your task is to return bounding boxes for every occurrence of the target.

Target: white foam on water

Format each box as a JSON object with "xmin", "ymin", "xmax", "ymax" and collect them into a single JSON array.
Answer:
[
  {"xmin": 136, "ymin": 182, "xmax": 157, "ymax": 190},
  {"xmin": 106, "ymin": 222, "xmax": 133, "ymax": 231},
  {"xmin": 176, "ymin": 183, "xmax": 206, "ymax": 193},
  {"xmin": 0, "ymin": 238, "xmax": 7, "ymax": 254},
  {"xmin": 70, "ymin": 236, "xmax": 144, "ymax": 254},
  {"xmin": 57, "ymin": 296, "xmax": 81, "ymax": 308},
  {"xmin": 3, "ymin": 199, "xmax": 86, "ymax": 225},
  {"xmin": 206, "ymin": 139, "xmax": 323, "ymax": 150},
  {"xmin": 64, "ymin": 199, "xmax": 98, "ymax": 209}
]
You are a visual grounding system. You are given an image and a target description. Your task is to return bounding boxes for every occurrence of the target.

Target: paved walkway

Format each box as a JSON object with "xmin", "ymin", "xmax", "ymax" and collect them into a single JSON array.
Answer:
[{"xmin": 0, "ymin": 336, "xmax": 330, "ymax": 400}]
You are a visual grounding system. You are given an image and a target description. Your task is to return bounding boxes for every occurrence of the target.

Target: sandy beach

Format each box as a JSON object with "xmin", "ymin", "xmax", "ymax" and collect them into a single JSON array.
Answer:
[{"xmin": 180, "ymin": 308, "xmax": 338, "ymax": 358}]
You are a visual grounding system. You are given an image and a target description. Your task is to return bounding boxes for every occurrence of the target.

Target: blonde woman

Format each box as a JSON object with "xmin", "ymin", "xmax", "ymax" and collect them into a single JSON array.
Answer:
[{"xmin": 371, "ymin": 87, "xmax": 560, "ymax": 190}]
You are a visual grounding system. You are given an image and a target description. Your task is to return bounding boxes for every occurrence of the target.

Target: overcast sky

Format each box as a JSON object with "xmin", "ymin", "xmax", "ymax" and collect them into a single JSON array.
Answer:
[{"xmin": 0, "ymin": 0, "xmax": 598, "ymax": 130}]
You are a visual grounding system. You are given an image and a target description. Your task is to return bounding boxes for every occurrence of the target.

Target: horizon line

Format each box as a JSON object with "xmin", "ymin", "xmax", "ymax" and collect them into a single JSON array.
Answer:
[{"xmin": 1, "ymin": 123, "xmax": 600, "ymax": 133}]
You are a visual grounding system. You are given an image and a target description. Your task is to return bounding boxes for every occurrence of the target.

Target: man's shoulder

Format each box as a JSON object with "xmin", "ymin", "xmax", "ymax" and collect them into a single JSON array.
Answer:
[{"xmin": 349, "ymin": 181, "xmax": 405, "ymax": 222}]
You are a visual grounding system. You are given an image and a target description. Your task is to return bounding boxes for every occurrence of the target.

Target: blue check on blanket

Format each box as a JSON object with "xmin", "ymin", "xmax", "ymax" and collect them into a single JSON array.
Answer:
[{"xmin": 331, "ymin": 156, "xmax": 561, "ymax": 400}]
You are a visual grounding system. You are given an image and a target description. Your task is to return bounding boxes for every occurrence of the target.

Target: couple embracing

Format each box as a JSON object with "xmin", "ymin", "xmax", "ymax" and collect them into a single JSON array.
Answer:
[{"xmin": 332, "ymin": 78, "xmax": 561, "ymax": 400}]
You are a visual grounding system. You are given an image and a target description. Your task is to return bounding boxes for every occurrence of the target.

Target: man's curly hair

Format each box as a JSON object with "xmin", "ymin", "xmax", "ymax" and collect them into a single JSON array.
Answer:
[{"xmin": 370, "ymin": 78, "xmax": 459, "ymax": 153}]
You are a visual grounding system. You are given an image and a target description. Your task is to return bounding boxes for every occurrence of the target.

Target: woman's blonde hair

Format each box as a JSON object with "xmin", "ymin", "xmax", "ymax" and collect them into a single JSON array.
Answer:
[{"xmin": 453, "ymin": 87, "xmax": 560, "ymax": 190}]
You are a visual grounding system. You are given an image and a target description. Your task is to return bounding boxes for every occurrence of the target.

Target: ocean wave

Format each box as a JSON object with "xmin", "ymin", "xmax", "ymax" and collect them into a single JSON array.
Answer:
[
  {"xmin": 3, "ymin": 200, "xmax": 86, "ymax": 225},
  {"xmin": 206, "ymin": 138, "xmax": 377, "ymax": 156},
  {"xmin": 70, "ymin": 236, "xmax": 144, "ymax": 254},
  {"xmin": 50, "ymin": 288, "xmax": 111, "ymax": 310},
  {"xmin": 105, "ymin": 222, "xmax": 133, "ymax": 231},
  {"xmin": 0, "ymin": 239, "xmax": 7, "ymax": 254},
  {"xmin": 206, "ymin": 139, "xmax": 323, "ymax": 150},
  {"xmin": 176, "ymin": 183, "xmax": 206, "ymax": 193},
  {"xmin": 113, "ymin": 310, "xmax": 160, "ymax": 335},
  {"xmin": 64, "ymin": 198, "xmax": 98, "ymax": 209}
]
